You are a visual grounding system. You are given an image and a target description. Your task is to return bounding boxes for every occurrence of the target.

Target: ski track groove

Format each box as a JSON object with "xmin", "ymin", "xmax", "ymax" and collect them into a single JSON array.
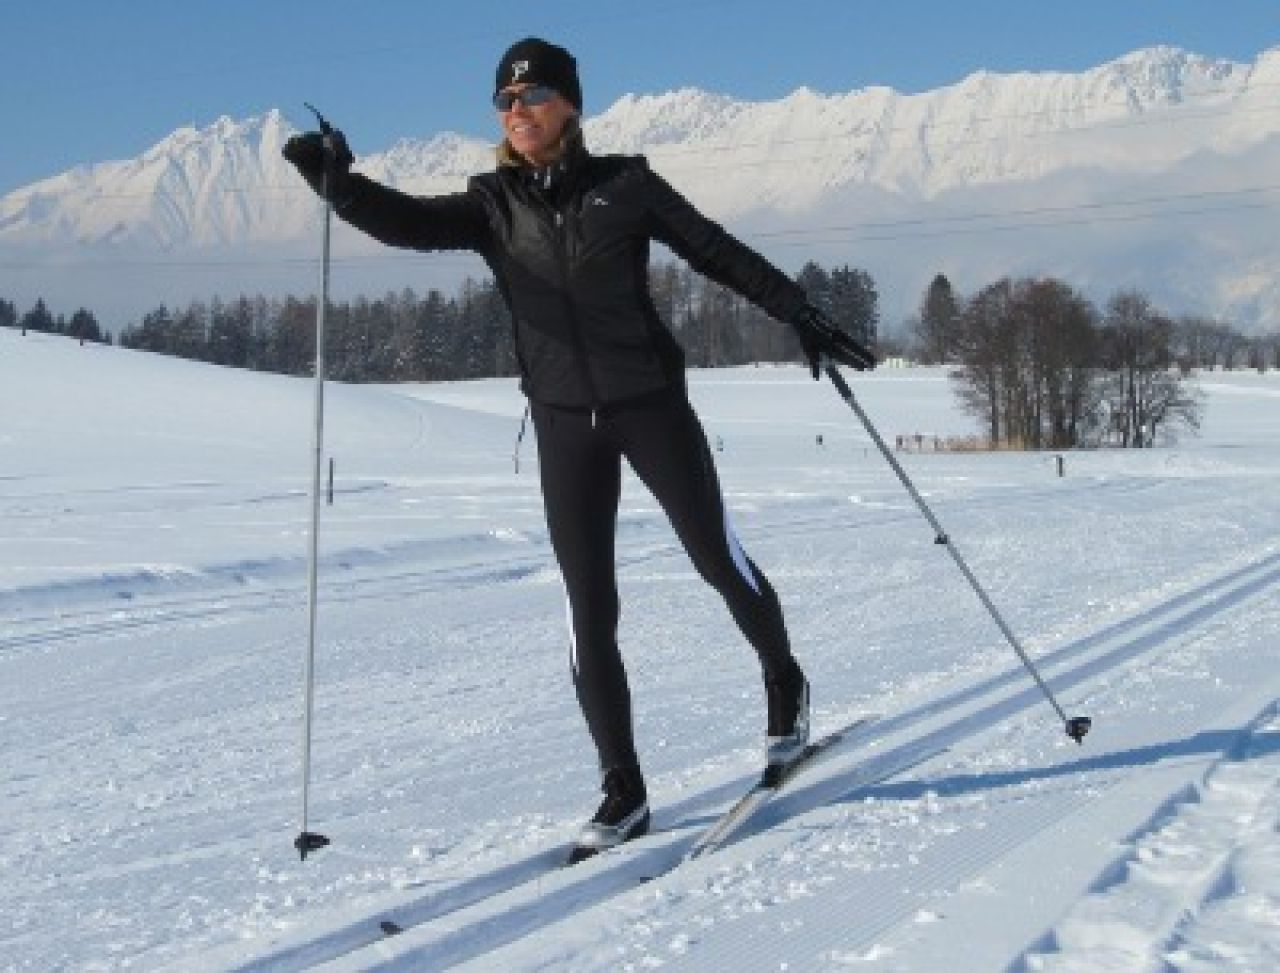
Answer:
[
  {"xmin": 1011, "ymin": 701, "xmax": 1280, "ymax": 972},
  {"xmin": 0, "ymin": 472, "xmax": 1171, "ymax": 663},
  {"xmin": 446, "ymin": 572, "xmax": 1280, "ymax": 973},
  {"xmin": 0, "ymin": 555, "xmax": 554, "ymax": 657},
  {"xmin": 233, "ymin": 547, "xmax": 1280, "ymax": 971},
  {"xmin": 676, "ymin": 697, "xmax": 1231, "ymax": 973}
]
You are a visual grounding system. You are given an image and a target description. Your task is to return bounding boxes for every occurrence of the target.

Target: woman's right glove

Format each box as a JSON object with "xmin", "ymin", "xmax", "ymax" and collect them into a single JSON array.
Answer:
[
  {"xmin": 791, "ymin": 304, "xmax": 877, "ymax": 378},
  {"xmin": 282, "ymin": 129, "xmax": 355, "ymax": 204}
]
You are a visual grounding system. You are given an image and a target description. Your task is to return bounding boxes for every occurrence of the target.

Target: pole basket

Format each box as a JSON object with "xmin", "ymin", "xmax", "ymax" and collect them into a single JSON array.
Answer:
[
  {"xmin": 1065, "ymin": 716, "xmax": 1092, "ymax": 744},
  {"xmin": 294, "ymin": 831, "xmax": 330, "ymax": 860}
]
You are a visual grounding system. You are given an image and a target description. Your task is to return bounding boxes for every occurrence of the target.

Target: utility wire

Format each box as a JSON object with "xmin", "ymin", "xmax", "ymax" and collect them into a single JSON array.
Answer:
[
  {"xmin": 4, "ymin": 182, "xmax": 1276, "ymax": 272},
  {"xmin": 751, "ymin": 184, "xmax": 1280, "ymax": 239}
]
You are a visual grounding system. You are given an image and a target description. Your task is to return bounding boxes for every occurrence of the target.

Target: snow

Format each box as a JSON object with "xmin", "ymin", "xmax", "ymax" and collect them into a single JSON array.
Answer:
[{"xmin": 3, "ymin": 327, "xmax": 1280, "ymax": 971}]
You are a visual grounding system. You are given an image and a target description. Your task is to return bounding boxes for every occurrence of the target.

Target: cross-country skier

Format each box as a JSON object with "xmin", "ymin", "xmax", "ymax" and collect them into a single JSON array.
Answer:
[{"xmin": 283, "ymin": 37, "xmax": 875, "ymax": 863}]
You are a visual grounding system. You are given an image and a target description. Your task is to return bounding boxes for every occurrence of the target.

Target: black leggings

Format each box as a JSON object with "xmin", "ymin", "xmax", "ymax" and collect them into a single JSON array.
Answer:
[{"xmin": 531, "ymin": 390, "xmax": 795, "ymax": 774}]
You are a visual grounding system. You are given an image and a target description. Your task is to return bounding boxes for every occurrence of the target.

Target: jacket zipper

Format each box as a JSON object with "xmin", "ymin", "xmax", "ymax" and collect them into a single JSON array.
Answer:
[{"xmin": 546, "ymin": 202, "xmax": 601, "ymax": 420}]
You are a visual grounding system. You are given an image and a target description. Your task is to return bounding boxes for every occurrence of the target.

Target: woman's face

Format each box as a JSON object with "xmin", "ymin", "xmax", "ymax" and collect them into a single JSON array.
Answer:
[{"xmin": 497, "ymin": 84, "xmax": 577, "ymax": 165}]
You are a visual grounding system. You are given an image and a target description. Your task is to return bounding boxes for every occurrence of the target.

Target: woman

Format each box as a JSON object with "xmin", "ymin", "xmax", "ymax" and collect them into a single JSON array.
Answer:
[{"xmin": 284, "ymin": 37, "xmax": 874, "ymax": 863}]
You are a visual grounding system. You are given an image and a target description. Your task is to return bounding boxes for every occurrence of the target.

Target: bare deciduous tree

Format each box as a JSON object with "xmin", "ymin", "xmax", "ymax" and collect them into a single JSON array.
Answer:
[
  {"xmin": 1099, "ymin": 291, "xmax": 1202, "ymax": 447},
  {"xmin": 953, "ymin": 278, "xmax": 1017, "ymax": 444},
  {"xmin": 949, "ymin": 281, "xmax": 1199, "ymax": 449}
]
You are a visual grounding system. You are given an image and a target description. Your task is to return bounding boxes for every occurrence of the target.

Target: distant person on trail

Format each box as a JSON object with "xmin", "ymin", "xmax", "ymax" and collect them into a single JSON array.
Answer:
[{"xmin": 283, "ymin": 36, "xmax": 875, "ymax": 863}]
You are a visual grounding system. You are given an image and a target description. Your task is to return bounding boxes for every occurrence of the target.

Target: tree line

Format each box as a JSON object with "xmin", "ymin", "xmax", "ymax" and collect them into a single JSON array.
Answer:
[
  {"xmin": 10, "ymin": 262, "xmax": 1276, "ymax": 454},
  {"xmin": 907, "ymin": 274, "xmax": 1278, "ymax": 449},
  {"xmin": 2, "ymin": 261, "xmax": 877, "ymax": 383},
  {"xmin": 0, "ymin": 297, "xmax": 108, "ymax": 344}
]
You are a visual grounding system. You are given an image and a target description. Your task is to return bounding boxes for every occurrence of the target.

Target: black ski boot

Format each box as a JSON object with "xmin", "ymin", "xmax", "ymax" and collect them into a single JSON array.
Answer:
[
  {"xmin": 765, "ymin": 661, "xmax": 810, "ymax": 767},
  {"xmin": 567, "ymin": 765, "xmax": 650, "ymax": 865}
]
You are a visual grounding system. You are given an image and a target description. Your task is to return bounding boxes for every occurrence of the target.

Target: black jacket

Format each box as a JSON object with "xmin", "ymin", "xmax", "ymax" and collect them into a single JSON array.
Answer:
[{"xmin": 337, "ymin": 142, "xmax": 807, "ymax": 408}]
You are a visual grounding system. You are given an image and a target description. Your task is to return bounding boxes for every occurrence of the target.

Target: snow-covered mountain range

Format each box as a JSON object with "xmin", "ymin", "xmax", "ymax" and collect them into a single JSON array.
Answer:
[{"xmin": 3, "ymin": 45, "xmax": 1279, "ymax": 332}]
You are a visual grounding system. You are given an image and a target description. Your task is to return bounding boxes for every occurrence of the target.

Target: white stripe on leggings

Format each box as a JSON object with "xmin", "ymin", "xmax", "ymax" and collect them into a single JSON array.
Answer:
[
  {"xmin": 723, "ymin": 506, "xmax": 761, "ymax": 595},
  {"xmin": 561, "ymin": 579, "xmax": 579, "ymax": 676}
]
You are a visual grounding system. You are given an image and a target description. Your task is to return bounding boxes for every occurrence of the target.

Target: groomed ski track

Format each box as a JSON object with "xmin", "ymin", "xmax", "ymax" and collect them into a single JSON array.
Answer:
[
  {"xmin": 232, "ymin": 548, "xmax": 1280, "ymax": 972},
  {"xmin": 7, "ymin": 348, "xmax": 1280, "ymax": 971}
]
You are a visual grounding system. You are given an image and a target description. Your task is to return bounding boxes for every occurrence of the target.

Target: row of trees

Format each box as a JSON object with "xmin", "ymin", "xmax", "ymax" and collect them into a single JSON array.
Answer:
[
  {"xmin": 912, "ymin": 274, "xmax": 1280, "ymax": 373},
  {"xmin": 115, "ymin": 286, "xmax": 511, "ymax": 383},
  {"xmin": 910, "ymin": 274, "xmax": 1214, "ymax": 448},
  {"xmin": 14, "ymin": 261, "xmax": 1277, "ymax": 453},
  {"xmin": 2, "ymin": 260, "xmax": 878, "ymax": 383},
  {"xmin": 0, "ymin": 297, "xmax": 108, "ymax": 344}
]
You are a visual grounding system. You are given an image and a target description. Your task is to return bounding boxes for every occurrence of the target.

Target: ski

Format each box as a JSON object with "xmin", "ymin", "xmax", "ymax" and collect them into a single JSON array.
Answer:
[
  {"xmin": 242, "ymin": 715, "xmax": 950, "ymax": 969},
  {"xmin": 684, "ymin": 714, "xmax": 879, "ymax": 861},
  {"xmin": 371, "ymin": 717, "xmax": 881, "ymax": 947}
]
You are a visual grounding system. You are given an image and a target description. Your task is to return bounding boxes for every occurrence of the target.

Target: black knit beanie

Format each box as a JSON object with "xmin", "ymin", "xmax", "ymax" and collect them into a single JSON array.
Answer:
[{"xmin": 495, "ymin": 37, "xmax": 582, "ymax": 111}]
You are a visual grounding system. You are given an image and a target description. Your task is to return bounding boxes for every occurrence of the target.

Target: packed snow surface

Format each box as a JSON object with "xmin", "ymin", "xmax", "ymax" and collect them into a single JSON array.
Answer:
[{"xmin": 2, "ymin": 328, "xmax": 1279, "ymax": 970}]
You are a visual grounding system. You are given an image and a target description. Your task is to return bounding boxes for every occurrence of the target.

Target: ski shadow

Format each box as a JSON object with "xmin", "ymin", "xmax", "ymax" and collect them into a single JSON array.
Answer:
[
  {"xmin": 867, "ymin": 550, "xmax": 1280, "ymax": 760},
  {"xmin": 777, "ymin": 551, "xmax": 1280, "ymax": 820},
  {"xmin": 828, "ymin": 723, "xmax": 1280, "ymax": 811}
]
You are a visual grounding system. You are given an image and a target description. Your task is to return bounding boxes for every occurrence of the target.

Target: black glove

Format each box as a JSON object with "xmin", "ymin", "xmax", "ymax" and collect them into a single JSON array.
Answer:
[
  {"xmin": 282, "ymin": 129, "xmax": 355, "ymax": 203},
  {"xmin": 792, "ymin": 305, "xmax": 877, "ymax": 378}
]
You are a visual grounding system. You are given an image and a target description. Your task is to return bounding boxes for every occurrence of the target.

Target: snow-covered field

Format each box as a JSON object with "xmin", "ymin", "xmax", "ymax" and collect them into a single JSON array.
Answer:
[{"xmin": 3, "ymin": 327, "xmax": 1279, "ymax": 971}]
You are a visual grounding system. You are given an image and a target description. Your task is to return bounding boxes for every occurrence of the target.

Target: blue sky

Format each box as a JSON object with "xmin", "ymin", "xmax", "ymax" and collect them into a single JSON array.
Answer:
[{"xmin": 3, "ymin": 0, "xmax": 1278, "ymax": 195}]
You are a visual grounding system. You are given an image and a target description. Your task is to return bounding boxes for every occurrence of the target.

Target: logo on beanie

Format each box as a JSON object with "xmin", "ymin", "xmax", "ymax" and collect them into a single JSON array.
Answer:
[{"xmin": 495, "ymin": 39, "xmax": 582, "ymax": 111}]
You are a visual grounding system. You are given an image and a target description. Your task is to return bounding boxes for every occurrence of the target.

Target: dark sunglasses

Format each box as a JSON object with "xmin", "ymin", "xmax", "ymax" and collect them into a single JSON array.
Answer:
[{"xmin": 493, "ymin": 85, "xmax": 559, "ymax": 111}]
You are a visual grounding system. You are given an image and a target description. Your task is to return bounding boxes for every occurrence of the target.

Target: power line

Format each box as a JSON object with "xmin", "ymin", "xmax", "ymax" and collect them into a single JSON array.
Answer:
[
  {"xmin": 0, "ymin": 251, "xmax": 478, "ymax": 272},
  {"xmin": 767, "ymin": 199, "xmax": 1273, "ymax": 248},
  {"xmin": 2, "ymin": 183, "xmax": 1274, "ymax": 273},
  {"xmin": 751, "ymin": 184, "xmax": 1280, "ymax": 239}
]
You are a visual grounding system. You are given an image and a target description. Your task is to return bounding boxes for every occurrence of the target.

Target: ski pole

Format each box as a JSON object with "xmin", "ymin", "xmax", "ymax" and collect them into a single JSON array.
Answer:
[
  {"xmin": 295, "ymin": 103, "xmax": 336, "ymax": 860},
  {"xmin": 823, "ymin": 360, "xmax": 1092, "ymax": 744}
]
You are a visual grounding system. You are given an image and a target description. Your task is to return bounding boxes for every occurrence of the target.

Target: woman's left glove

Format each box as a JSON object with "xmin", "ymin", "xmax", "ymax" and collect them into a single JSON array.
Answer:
[
  {"xmin": 282, "ymin": 129, "xmax": 355, "ymax": 204},
  {"xmin": 791, "ymin": 305, "xmax": 877, "ymax": 378}
]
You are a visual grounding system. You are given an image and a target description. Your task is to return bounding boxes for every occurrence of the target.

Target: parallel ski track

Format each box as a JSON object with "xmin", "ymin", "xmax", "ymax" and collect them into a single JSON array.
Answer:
[
  {"xmin": 235, "ymin": 548, "xmax": 1280, "ymax": 972},
  {"xmin": 1011, "ymin": 699, "xmax": 1280, "ymax": 972},
  {"xmin": 0, "ymin": 555, "xmax": 548, "ymax": 656},
  {"xmin": 0, "ymin": 473, "xmax": 1165, "ymax": 660}
]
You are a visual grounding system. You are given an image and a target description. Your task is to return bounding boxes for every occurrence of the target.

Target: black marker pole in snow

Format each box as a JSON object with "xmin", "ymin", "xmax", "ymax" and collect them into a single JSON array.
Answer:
[
  {"xmin": 823, "ymin": 360, "xmax": 1092, "ymax": 745},
  {"xmin": 295, "ymin": 103, "xmax": 336, "ymax": 860}
]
